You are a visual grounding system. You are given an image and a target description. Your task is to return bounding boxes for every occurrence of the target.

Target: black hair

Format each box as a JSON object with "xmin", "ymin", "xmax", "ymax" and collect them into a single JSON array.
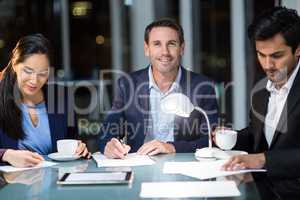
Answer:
[
  {"xmin": 144, "ymin": 18, "xmax": 184, "ymax": 44},
  {"xmin": 0, "ymin": 33, "xmax": 51, "ymax": 139},
  {"xmin": 248, "ymin": 6, "xmax": 300, "ymax": 52}
]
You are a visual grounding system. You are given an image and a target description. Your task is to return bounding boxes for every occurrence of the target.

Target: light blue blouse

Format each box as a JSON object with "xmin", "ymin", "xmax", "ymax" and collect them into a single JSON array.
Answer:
[{"xmin": 18, "ymin": 102, "xmax": 52, "ymax": 155}]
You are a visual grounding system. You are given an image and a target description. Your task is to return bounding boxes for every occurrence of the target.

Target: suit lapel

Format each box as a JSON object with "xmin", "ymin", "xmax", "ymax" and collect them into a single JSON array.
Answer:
[
  {"xmin": 136, "ymin": 68, "xmax": 150, "ymax": 138},
  {"xmin": 178, "ymin": 67, "xmax": 187, "ymax": 95},
  {"xmin": 44, "ymin": 84, "xmax": 64, "ymax": 151},
  {"xmin": 252, "ymin": 86, "xmax": 269, "ymax": 151},
  {"xmin": 173, "ymin": 67, "xmax": 187, "ymax": 140},
  {"xmin": 270, "ymin": 69, "xmax": 300, "ymax": 148},
  {"xmin": 137, "ymin": 84, "xmax": 150, "ymax": 115},
  {"xmin": 48, "ymin": 113, "xmax": 58, "ymax": 150}
]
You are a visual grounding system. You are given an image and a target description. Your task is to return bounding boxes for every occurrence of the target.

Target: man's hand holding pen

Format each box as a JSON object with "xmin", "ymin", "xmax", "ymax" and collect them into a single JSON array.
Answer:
[{"xmin": 104, "ymin": 138, "xmax": 131, "ymax": 159}]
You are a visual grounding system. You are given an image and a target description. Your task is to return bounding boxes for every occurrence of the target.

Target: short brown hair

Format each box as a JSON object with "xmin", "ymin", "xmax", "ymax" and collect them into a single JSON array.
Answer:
[{"xmin": 144, "ymin": 19, "xmax": 184, "ymax": 44}]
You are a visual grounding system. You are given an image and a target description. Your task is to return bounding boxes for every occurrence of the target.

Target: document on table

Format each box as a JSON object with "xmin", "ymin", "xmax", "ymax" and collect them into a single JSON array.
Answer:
[
  {"xmin": 140, "ymin": 181, "xmax": 241, "ymax": 198},
  {"xmin": 92, "ymin": 152, "xmax": 155, "ymax": 167},
  {"xmin": 163, "ymin": 160, "xmax": 266, "ymax": 180},
  {"xmin": 0, "ymin": 161, "xmax": 57, "ymax": 173}
]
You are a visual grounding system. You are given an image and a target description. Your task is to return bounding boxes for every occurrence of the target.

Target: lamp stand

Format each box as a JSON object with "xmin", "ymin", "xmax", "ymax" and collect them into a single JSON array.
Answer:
[{"xmin": 194, "ymin": 107, "xmax": 222, "ymax": 160}]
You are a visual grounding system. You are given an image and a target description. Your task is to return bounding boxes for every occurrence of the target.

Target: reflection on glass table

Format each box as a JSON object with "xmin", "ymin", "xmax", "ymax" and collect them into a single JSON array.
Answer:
[
  {"xmin": 0, "ymin": 153, "xmax": 262, "ymax": 200},
  {"xmin": 3, "ymin": 168, "xmax": 44, "ymax": 185}
]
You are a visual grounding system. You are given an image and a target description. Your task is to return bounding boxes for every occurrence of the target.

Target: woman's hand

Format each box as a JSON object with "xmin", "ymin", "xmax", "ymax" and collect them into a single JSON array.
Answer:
[
  {"xmin": 2, "ymin": 149, "xmax": 44, "ymax": 167},
  {"xmin": 75, "ymin": 140, "xmax": 91, "ymax": 159}
]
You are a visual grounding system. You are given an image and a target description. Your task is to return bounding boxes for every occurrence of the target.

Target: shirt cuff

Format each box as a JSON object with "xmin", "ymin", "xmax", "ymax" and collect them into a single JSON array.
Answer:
[{"xmin": 0, "ymin": 149, "xmax": 7, "ymax": 162}]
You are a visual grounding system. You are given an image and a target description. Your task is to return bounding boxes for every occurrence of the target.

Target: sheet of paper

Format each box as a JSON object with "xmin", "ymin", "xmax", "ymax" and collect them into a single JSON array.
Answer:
[
  {"xmin": 92, "ymin": 152, "xmax": 155, "ymax": 167},
  {"xmin": 0, "ymin": 161, "xmax": 57, "ymax": 173},
  {"xmin": 140, "ymin": 181, "xmax": 241, "ymax": 198},
  {"xmin": 163, "ymin": 160, "xmax": 266, "ymax": 180}
]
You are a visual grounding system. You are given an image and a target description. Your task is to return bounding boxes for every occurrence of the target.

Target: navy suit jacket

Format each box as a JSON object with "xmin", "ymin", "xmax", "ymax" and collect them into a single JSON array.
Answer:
[
  {"xmin": 0, "ymin": 84, "xmax": 78, "ymax": 162},
  {"xmin": 99, "ymin": 67, "xmax": 218, "ymax": 153}
]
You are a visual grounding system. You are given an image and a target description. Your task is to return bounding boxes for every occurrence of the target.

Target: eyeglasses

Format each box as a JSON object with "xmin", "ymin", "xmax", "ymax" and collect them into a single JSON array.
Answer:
[{"xmin": 21, "ymin": 67, "xmax": 49, "ymax": 78}]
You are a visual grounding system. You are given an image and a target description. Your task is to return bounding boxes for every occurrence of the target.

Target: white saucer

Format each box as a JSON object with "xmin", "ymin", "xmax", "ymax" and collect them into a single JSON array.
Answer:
[
  {"xmin": 213, "ymin": 150, "xmax": 248, "ymax": 159},
  {"xmin": 195, "ymin": 149, "xmax": 248, "ymax": 161},
  {"xmin": 48, "ymin": 152, "xmax": 81, "ymax": 161}
]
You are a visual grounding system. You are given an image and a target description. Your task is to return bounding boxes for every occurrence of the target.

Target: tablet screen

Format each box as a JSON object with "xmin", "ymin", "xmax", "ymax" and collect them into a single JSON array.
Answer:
[
  {"xmin": 58, "ymin": 171, "xmax": 132, "ymax": 185},
  {"xmin": 66, "ymin": 172, "xmax": 127, "ymax": 181}
]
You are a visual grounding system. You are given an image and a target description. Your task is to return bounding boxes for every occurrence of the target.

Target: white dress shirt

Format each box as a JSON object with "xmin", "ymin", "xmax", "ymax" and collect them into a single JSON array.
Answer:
[
  {"xmin": 144, "ymin": 67, "xmax": 182, "ymax": 143},
  {"xmin": 264, "ymin": 60, "xmax": 300, "ymax": 146}
]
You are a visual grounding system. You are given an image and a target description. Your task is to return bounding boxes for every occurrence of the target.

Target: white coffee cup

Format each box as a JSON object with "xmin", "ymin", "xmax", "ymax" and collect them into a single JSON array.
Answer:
[
  {"xmin": 57, "ymin": 139, "xmax": 78, "ymax": 156},
  {"xmin": 215, "ymin": 129, "xmax": 237, "ymax": 150}
]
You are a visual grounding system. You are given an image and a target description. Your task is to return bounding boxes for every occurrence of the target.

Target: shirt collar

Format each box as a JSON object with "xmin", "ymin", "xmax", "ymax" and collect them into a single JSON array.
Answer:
[
  {"xmin": 148, "ymin": 66, "xmax": 182, "ymax": 92},
  {"xmin": 266, "ymin": 59, "xmax": 300, "ymax": 93}
]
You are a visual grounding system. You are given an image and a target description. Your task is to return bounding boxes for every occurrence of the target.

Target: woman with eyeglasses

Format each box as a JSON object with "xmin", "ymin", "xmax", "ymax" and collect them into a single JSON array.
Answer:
[{"xmin": 0, "ymin": 34, "xmax": 90, "ymax": 167}]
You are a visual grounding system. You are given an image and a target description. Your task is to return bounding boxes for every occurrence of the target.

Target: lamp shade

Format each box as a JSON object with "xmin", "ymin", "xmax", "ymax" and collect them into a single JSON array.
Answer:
[{"xmin": 160, "ymin": 93, "xmax": 194, "ymax": 117}]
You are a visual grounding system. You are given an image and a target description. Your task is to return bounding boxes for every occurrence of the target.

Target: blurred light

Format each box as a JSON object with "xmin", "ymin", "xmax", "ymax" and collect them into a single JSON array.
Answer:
[
  {"xmin": 57, "ymin": 69, "xmax": 65, "ymax": 78},
  {"xmin": 72, "ymin": 1, "xmax": 92, "ymax": 17},
  {"xmin": 95, "ymin": 35, "xmax": 105, "ymax": 45},
  {"xmin": 124, "ymin": 0, "xmax": 133, "ymax": 6},
  {"xmin": 53, "ymin": 1, "xmax": 60, "ymax": 15},
  {"xmin": 0, "ymin": 39, "xmax": 5, "ymax": 49}
]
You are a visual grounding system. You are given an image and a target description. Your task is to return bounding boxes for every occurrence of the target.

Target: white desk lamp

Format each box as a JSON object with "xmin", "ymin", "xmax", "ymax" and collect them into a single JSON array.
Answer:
[{"xmin": 160, "ymin": 93, "xmax": 222, "ymax": 160}]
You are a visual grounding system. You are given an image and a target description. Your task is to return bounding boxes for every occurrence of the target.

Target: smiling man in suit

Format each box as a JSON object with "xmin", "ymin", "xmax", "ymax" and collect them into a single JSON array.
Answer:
[
  {"xmin": 99, "ymin": 19, "xmax": 218, "ymax": 158},
  {"xmin": 221, "ymin": 7, "xmax": 300, "ymax": 199}
]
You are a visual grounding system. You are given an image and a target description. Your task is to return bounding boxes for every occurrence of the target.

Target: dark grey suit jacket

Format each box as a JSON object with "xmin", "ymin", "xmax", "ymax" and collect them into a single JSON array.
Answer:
[{"xmin": 234, "ymin": 68, "xmax": 300, "ymax": 198}]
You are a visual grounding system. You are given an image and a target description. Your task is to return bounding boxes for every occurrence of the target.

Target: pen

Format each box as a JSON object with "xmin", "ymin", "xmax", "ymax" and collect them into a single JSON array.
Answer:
[
  {"xmin": 118, "ymin": 131, "xmax": 128, "ymax": 145},
  {"xmin": 118, "ymin": 132, "xmax": 128, "ymax": 156}
]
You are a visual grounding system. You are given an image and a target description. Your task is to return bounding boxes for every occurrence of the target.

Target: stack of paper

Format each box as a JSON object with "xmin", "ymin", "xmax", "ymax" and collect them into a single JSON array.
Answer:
[
  {"xmin": 163, "ymin": 159, "xmax": 266, "ymax": 180},
  {"xmin": 0, "ymin": 161, "xmax": 57, "ymax": 173},
  {"xmin": 92, "ymin": 152, "xmax": 155, "ymax": 167},
  {"xmin": 140, "ymin": 181, "xmax": 241, "ymax": 198}
]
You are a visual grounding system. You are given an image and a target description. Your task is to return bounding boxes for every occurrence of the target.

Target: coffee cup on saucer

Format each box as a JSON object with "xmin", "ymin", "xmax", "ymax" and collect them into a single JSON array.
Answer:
[
  {"xmin": 57, "ymin": 139, "xmax": 78, "ymax": 156},
  {"xmin": 215, "ymin": 129, "xmax": 237, "ymax": 150},
  {"xmin": 48, "ymin": 139, "xmax": 80, "ymax": 161}
]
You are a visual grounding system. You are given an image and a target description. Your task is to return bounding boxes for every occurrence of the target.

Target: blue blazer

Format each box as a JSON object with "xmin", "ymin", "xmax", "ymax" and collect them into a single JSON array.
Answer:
[
  {"xmin": 0, "ymin": 84, "xmax": 78, "ymax": 155},
  {"xmin": 99, "ymin": 67, "xmax": 219, "ymax": 153}
]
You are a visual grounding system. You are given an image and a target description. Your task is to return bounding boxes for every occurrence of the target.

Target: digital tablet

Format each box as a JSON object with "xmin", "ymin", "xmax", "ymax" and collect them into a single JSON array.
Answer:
[{"xmin": 57, "ymin": 171, "xmax": 133, "ymax": 185}]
